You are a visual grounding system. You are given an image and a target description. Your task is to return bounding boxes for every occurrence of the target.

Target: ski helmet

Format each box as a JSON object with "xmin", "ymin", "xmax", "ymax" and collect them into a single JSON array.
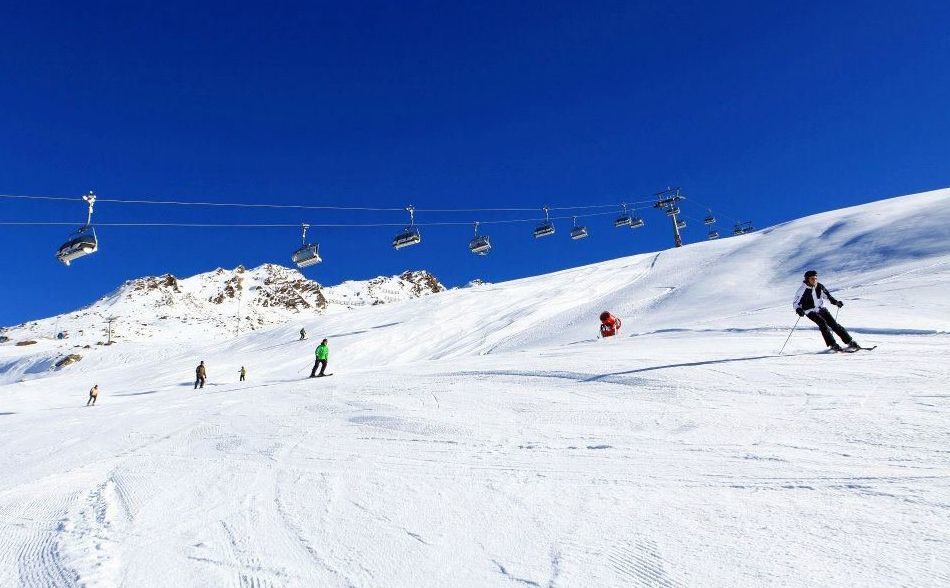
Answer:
[
  {"xmin": 600, "ymin": 311, "xmax": 611, "ymax": 321},
  {"xmin": 804, "ymin": 270, "xmax": 818, "ymax": 279}
]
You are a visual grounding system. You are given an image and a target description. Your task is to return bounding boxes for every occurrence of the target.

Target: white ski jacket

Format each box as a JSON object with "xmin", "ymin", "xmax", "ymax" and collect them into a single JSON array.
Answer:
[{"xmin": 792, "ymin": 281, "xmax": 840, "ymax": 315}]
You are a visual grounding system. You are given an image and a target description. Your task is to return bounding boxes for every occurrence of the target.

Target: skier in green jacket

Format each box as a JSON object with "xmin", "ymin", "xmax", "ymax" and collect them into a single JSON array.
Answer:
[{"xmin": 310, "ymin": 339, "xmax": 329, "ymax": 377}]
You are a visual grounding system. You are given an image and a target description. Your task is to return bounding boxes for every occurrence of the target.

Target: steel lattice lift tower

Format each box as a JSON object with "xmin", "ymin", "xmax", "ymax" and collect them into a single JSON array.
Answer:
[{"xmin": 653, "ymin": 187, "xmax": 687, "ymax": 247}]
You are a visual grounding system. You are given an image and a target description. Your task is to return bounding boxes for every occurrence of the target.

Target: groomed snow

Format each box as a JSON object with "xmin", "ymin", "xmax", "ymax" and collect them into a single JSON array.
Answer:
[{"xmin": 1, "ymin": 188, "xmax": 948, "ymax": 586}]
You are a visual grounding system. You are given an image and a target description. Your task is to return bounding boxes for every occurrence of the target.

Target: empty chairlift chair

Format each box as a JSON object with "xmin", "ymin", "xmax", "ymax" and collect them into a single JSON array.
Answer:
[
  {"xmin": 56, "ymin": 191, "xmax": 99, "ymax": 266},
  {"xmin": 291, "ymin": 224, "xmax": 322, "ymax": 268},
  {"xmin": 469, "ymin": 221, "xmax": 492, "ymax": 255},
  {"xmin": 629, "ymin": 208, "xmax": 645, "ymax": 229},
  {"xmin": 570, "ymin": 216, "xmax": 589, "ymax": 240},
  {"xmin": 614, "ymin": 202, "xmax": 633, "ymax": 227},
  {"xmin": 704, "ymin": 209, "xmax": 717, "ymax": 225},
  {"xmin": 393, "ymin": 205, "xmax": 422, "ymax": 250},
  {"xmin": 707, "ymin": 230, "xmax": 720, "ymax": 240},
  {"xmin": 533, "ymin": 206, "xmax": 555, "ymax": 238},
  {"xmin": 732, "ymin": 221, "xmax": 754, "ymax": 236},
  {"xmin": 676, "ymin": 219, "xmax": 687, "ymax": 230}
]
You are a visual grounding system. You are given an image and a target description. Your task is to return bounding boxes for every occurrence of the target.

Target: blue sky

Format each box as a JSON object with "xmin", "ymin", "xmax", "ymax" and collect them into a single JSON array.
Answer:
[{"xmin": 2, "ymin": 1, "xmax": 949, "ymax": 326}]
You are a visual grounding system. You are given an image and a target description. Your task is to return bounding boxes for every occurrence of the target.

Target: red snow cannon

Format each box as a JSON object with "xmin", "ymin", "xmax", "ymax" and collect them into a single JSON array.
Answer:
[{"xmin": 599, "ymin": 311, "xmax": 621, "ymax": 338}]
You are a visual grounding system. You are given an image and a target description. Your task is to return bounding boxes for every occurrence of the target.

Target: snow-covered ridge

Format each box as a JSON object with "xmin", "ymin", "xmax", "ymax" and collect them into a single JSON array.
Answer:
[{"xmin": 1, "ymin": 264, "xmax": 445, "ymax": 345}]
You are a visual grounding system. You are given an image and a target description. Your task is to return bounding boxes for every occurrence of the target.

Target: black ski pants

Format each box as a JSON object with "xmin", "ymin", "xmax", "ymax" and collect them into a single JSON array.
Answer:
[
  {"xmin": 194, "ymin": 376, "xmax": 205, "ymax": 389},
  {"xmin": 807, "ymin": 307, "xmax": 853, "ymax": 347},
  {"xmin": 310, "ymin": 359, "xmax": 327, "ymax": 377},
  {"xmin": 87, "ymin": 395, "xmax": 96, "ymax": 406}
]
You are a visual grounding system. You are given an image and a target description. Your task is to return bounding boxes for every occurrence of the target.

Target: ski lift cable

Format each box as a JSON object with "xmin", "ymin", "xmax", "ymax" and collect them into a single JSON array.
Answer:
[
  {"xmin": 0, "ymin": 193, "xmax": 656, "ymax": 214},
  {"xmin": 0, "ymin": 210, "xmax": 622, "ymax": 229}
]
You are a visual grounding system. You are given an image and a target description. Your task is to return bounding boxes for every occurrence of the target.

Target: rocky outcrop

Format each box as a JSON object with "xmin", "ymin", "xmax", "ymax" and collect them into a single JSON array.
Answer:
[{"xmin": 54, "ymin": 354, "xmax": 83, "ymax": 369}]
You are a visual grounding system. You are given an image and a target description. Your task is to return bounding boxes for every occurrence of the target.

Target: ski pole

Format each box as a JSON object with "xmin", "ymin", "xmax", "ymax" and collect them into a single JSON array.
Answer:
[{"xmin": 779, "ymin": 316, "xmax": 801, "ymax": 355}]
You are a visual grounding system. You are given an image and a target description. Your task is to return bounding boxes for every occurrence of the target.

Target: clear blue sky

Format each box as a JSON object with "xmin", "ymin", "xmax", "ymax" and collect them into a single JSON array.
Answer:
[{"xmin": 2, "ymin": 1, "xmax": 949, "ymax": 326}]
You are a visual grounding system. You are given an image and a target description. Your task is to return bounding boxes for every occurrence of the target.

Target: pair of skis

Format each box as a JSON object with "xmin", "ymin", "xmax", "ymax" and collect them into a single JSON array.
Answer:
[{"xmin": 830, "ymin": 345, "xmax": 877, "ymax": 353}]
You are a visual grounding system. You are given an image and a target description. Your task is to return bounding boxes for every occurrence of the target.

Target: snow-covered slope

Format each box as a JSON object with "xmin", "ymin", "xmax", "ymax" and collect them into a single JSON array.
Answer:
[{"xmin": 0, "ymin": 188, "xmax": 948, "ymax": 586}]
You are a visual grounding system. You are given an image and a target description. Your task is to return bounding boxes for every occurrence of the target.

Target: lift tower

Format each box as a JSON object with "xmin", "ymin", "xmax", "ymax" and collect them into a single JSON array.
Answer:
[{"xmin": 653, "ymin": 187, "xmax": 687, "ymax": 248}]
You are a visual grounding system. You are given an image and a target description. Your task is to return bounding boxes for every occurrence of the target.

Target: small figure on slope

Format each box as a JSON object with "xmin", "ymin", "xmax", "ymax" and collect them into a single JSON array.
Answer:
[
  {"xmin": 87, "ymin": 384, "xmax": 99, "ymax": 406},
  {"xmin": 310, "ymin": 338, "xmax": 329, "ymax": 378},
  {"xmin": 793, "ymin": 270, "xmax": 859, "ymax": 352},
  {"xmin": 239, "ymin": 366, "xmax": 246, "ymax": 382},
  {"xmin": 300, "ymin": 328, "xmax": 307, "ymax": 341},
  {"xmin": 195, "ymin": 360, "xmax": 207, "ymax": 389},
  {"xmin": 599, "ymin": 311, "xmax": 622, "ymax": 338}
]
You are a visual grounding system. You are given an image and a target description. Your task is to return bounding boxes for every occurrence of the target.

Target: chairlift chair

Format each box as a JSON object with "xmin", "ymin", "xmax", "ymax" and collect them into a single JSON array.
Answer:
[
  {"xmin": 393, "ymin": 205, "xmax": 422, "ymax": 249},
  {"xmin": 629, "ymin": 216, "xmax": 645, "ymax": 229},
  {"xmin": 56, "ymin": 191, "xmax": 99, "ymax": 266},
  {"xmin": 291, "ymin": 224, "xmax": 322, "ymax": 268},
  {"xmin": 469, "ymin": 221, "xmax": 492, "ymax": 255},
  {"xmin": 732, "ymin": 221, "xmax": 754, "ymax": 236},
  {"xmin": 533, "ymin": 206, "xmax": 555, "ymax": 238},
  {"xmin": 704, "ymin": 210, "xmax": 717, "ymax": 225},
  {"xmin": 570, "ymin": 216, "xmax": 589, "ymax": 240},
  {"xmin": 707, "ymin": 230, "xmax": 719, "ymax": 240},
  {"xmin": 56, "ymin": 226, "xmax": 98, "ymax": 266},
  {"xmin": 676, "ymin": 219, "xmax": 687, "ymax": 229},
  {"xmin": 614, "ymin": 202, "xmax": 632, "ymax": 227}
]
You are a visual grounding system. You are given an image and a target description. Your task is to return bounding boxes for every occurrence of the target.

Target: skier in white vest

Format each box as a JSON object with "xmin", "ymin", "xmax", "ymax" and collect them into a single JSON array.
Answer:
[{"xmin": 793, "ymin": 270, "xmax": 858, "ymax": 352}]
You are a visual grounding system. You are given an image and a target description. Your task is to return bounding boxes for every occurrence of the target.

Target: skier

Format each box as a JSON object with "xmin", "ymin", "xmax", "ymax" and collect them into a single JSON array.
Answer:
[
  {"xmin": 239, "ymin": 366, "xmax": 246, "ymax": 382},
  {"xmin": 300, "ymin": 328, "xmax": 306, "ymax": 341},
  {"xmin": 86, "ymin": 384, "xmax": 99, "ymax": 406},
  {"xmin": 310, "ymin": 338, "xmax": 329, "ymax": 377},
  {"xmin": 195, "ymin": 361, "xmax": 207, "ymax": 389},
  {"xmin": 793, "ymin": 270, "xmax": 859, "ymax": 352},
  {"xmin": 599, "ymin": 311, "xmax": 622, "ymax": 338}
]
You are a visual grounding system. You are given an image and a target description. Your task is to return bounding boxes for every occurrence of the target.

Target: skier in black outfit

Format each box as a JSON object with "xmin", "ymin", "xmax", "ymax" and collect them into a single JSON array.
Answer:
[{"xmin": 793, "ymin": 270, "xmax": 859, "ymax": 352}]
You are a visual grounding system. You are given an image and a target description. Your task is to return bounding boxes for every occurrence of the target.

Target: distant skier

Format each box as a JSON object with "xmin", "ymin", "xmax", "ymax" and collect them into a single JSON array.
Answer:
[
  {"xmin": 300, "ymin": 328, "xmax": 306, "ymax": 341},
  {"xmin": 86, "ymin": 384, "xmax": 99, "ymax": 406},
  {"xmin": 793, "ymin": 270, "xmax": 859, "ymax": 351},
  {"xmin": 239, "ymin": 366, "xmax": 246, "ymax": 382},
  {"xmin": 310, "ymin": 339, "xmax": 329, "ymax": 377},
  {"xmin": 195, "ymin": 361, "xmax": 207, "ymax": 389},
  {"xmin": 599, "ymin": 311, "xmax": 622, "ymax": 338}
]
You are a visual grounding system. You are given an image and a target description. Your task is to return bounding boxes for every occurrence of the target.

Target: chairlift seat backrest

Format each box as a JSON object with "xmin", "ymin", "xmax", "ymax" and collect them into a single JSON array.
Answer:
[
  {"xmin": 533, "ymin": 223, "xmax": 555, "ymax": 238},
  {"xmin": 704, "ymin": 215, "xmax": 716, "ymax": 225},
  {"xmin": 708, "ymin": 230, "xmax": 719, "ymax": 240},
  {"xmin": 630, "ymin": 217, "xmax": 645, "ymax": 228},
  {"xmin": 292, "ymin": 244, "xmax": 322, "ymax": 268},
  {"xmin": 570, "ymin": 226, "xmax": 589, "ymax": 240},
  {"xmin": 469, "ymin": 235, "xmax": 491, "ymax": 255},
  {"xmin": 56, "ymin": 226, "xmax": 98, "ymax": 266},
  {"xmin": 393, "ymin": 227, "xmax": 422, "ymax": 249},
  {"xmin": 614, "ymin": 215, "xmax": 632, "ymax": 227}
]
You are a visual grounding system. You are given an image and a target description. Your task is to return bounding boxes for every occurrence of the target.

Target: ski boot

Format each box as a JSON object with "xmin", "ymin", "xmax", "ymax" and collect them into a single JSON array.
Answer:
[
  {"xmin": 846, "ymin": 341, "xmax": 860, "ymax": 351},
  {"xmin": 828, "ymin": 343, "xmax": 843, "ymax": 352}
]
